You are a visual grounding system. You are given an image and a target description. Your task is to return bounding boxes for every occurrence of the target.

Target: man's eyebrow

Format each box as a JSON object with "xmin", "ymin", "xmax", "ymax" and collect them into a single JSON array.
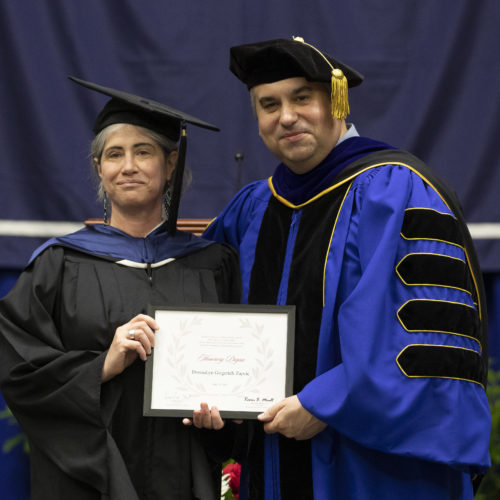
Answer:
[
  {"xmin": 291, "ymin": 85, "xmax": 314, "ymax": 94},
  {"xmin": 258, "ymin": 85, "xmax": 314, "ymax": 104}
]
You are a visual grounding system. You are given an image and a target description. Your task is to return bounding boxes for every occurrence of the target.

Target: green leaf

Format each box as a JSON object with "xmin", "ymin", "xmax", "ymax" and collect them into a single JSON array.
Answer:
[
  {"xmin": 475, "ymin": 363, "xmax": 500, "ymax": 498},
  {"xmin": 2, "ymin": 434, "xmax": 25, "ymax": 453}
]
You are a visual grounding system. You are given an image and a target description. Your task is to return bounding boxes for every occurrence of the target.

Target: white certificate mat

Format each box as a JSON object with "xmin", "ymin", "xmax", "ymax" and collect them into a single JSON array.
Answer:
[{"xmin": 143, "ymin": 304, "xmax": 295, "ymax": 419}]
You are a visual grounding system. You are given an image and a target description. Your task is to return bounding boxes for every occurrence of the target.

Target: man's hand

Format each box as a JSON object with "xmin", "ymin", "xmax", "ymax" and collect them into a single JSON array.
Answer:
[{"xmin": 257, "ymin": 395, "xmax": 327, "ymax": 440}]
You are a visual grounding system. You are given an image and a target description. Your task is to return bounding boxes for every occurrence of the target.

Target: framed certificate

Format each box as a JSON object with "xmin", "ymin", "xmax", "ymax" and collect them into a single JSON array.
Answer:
[{"xmin": 143, "ymin": 304, "xmax": 295, "ymax": 419}]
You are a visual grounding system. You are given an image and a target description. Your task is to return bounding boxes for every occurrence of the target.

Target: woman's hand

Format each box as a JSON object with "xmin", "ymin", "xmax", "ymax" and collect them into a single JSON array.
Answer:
[
  {"xmin": 102, "ymin": 314, "xmax": 159, "ymax": 383},
  {"xmin": 183, "ymin": 403, "xmax": 243, "ymax": 429},
  {"xmin": 183, "ymin": 403, "xmax": 226, "ymax": 430}
]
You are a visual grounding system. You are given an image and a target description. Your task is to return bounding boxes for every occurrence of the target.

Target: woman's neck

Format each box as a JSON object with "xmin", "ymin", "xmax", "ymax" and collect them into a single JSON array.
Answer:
[{"xmin": 109, "ymin": 205, "xmax": 164, "ymax": 238}]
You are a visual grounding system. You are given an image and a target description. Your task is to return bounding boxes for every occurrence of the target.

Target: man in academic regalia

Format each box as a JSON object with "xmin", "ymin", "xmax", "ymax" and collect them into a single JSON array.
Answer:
[{"xmin": 203, "ymin": 37, "xmax": 491, "ymax": 499}]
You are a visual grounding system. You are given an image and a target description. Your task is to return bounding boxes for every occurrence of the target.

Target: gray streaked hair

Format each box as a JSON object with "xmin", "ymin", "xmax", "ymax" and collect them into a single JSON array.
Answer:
[{"xmin": 89, "ymin": 123, "xmax": 188, "ymax": 201}]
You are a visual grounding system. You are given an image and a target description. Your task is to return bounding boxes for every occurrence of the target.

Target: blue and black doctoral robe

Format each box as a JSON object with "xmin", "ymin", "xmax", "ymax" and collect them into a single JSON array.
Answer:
[{"xmin": 204, "ymin": 137, "xmax": 490, "ymax": 500}]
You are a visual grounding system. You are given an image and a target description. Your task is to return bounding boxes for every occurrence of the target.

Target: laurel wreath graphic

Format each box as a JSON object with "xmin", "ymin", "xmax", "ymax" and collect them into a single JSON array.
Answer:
[
  {"xmin": 165, "ymin": 316, "xmax": 206, "ymax": 397},
  {"xmin": 164, "ymin": 316, "xmax": 275, "ymax": 399},
  {"xmin": 230, "ymin": 318, "xmax": 274, "ymax": 396}
]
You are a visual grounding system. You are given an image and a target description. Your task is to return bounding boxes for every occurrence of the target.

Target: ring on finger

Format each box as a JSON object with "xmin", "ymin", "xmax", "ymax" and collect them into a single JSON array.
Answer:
[{"xmin": 128, "ymin": 329, "xmax": 137, "ymax": 340}]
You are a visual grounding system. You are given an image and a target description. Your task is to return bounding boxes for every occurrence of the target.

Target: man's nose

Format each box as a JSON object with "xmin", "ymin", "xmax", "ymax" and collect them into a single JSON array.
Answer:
[{"xmin": 279, "ymin": 103, "xmax": 298, "ymax": 127}]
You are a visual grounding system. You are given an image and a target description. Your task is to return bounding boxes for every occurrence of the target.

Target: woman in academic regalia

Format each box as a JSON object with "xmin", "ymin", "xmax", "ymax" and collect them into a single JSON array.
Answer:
[{"xmin": 0, "ymin": 77, "xmax": 240, "ymax": 500}]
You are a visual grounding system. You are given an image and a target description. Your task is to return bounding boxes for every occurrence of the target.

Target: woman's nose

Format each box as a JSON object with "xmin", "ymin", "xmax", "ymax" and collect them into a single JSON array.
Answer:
[{"xmin": 122, "ymin": 152, "xmax": 138, "ymax": 172}]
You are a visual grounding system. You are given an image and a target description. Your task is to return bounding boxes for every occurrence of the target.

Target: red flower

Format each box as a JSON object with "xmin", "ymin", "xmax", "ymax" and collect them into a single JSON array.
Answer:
[{"xmin": 223, "ymin": 462, "xmax": 241, "ymax": 498}]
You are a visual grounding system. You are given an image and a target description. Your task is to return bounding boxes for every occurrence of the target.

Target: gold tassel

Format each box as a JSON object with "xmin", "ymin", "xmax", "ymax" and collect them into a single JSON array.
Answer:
[
  {"xmin": 293, "ymin": 36, "xmax": 350, "ymax": 120},
  {"xmin": 331, "ymin": 68, "xmax": 349, "ymax": 120}
]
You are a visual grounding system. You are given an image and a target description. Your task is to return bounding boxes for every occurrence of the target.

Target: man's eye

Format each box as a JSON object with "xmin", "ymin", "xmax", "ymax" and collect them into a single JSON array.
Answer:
[{"xmin": 261, "ymin": 102, "xmax": 277, "ymax": 111}]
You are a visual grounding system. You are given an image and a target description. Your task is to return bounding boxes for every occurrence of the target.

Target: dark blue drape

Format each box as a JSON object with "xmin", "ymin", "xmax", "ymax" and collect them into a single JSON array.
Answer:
[
  {"xmin": 0, "ymin": 0, "xmax": 499, "ymax": 269},
  {"xmin": 0, "ymin": 1, "xmax": 498, "ymax": 498}
]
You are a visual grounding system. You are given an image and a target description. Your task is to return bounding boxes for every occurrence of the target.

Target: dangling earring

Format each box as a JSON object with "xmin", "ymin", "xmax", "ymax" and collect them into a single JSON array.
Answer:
[
  {"xmin": 163, "ymin": 184, "xmax": 172, "ymax": 220},
  {"xmin": 103, "ymin": 191, "xmax": 109, "ymax": 224}
]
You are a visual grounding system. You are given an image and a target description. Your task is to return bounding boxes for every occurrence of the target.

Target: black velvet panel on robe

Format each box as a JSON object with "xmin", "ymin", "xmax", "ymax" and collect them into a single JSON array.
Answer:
[
  {"xmin": 248, "ymin": 185, "xmax": 350, "ymax": 500},
  {"xmin": 0, "ymin": 243, "xmax": 240, "ymax": 500}
]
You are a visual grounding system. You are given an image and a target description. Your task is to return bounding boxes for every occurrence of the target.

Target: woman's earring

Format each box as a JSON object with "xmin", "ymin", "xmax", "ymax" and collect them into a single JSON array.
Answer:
[
  {"xmin": 103, "ymin": 191, "xmax": 109, "ymax": 224},
  {"xmin": 163, "ymin": 186, "xmax": 172, "ymax": 220}
]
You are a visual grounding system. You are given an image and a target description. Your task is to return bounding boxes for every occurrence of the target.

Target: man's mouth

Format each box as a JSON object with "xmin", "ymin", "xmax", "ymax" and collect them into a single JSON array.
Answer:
[{"xmin": 281, "ymin": 131, "xmax": 307, "ymax": 142}]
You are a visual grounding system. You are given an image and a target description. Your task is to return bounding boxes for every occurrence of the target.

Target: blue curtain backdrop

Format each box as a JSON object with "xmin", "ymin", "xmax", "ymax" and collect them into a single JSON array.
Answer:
[{"xmin": 0, "ymin": 1, "xmax": 498, "ymax": 498}]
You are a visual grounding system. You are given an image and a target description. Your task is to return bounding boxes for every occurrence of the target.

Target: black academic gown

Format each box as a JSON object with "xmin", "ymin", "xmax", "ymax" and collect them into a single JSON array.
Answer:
[{"xmin": 0, "ymin": 231, "xmax": 240, "ymax": 500}]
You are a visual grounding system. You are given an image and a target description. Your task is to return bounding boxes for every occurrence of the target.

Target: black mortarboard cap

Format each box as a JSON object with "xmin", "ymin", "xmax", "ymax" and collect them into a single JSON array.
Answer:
[
  {"xmin": 230, "ymin": 37, "xmax": 364, "ymax": 119},
  {"xmin": 69, "ymin": 75, "xmax": 219, "ymax": 140},
  {"xmin": 69, "ymin": 76, "xmax": 219, "ymax": 234}
]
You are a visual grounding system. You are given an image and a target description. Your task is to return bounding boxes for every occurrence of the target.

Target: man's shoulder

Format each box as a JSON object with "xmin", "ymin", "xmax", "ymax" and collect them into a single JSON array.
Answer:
[
  {"xmin": 222, "ymin": 178, "xmax": 273, "ymax": 212},
  {"xmin": 339, "ymin": 149, "xmax": 423, "ymax": 182},
  {"xmin": 238, "ymin": 178, "xmax": 273, "ymax": 198},
  {"xmin": 342, "ymin": 150, "xmax": 455, "ymax": 200}
]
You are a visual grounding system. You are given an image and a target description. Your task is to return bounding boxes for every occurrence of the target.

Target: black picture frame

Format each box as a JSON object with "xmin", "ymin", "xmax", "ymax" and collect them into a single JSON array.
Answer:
[{"xmin": 143, "ymin": 303, "xmax": 295, "ymax": 419}]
